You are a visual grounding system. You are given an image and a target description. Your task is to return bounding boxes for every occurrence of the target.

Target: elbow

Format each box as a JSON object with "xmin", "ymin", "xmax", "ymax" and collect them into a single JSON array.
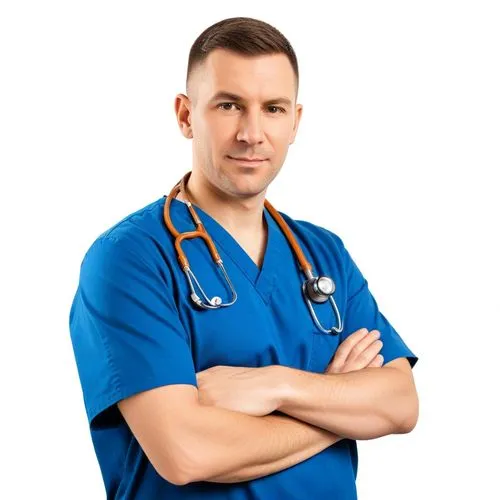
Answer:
[
  {"xmin": 160, "ymin": 468, "xmax": 191, "ymax": 487},
  {"xmin": 397, "ymin": 412, "xmax": 418, "ymax": 434},
  {"xmin": 156, "ymin": 450, "xmax": 199, "ymax": 486},
  {"xmin": 396, "ymin": 392, "xmax": 419, "ymax": 434},
  {"xmin": 159, "ymin": 415, "xmax": 211, "ymax": 485},
  {"xmin": 158, "ymin": 450, "xmax": 201, "ymax": 486}
]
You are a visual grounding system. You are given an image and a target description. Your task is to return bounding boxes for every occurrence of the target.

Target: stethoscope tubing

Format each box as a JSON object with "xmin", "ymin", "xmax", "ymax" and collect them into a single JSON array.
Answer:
[{"xmin": 163, "ymin": 171, "xmax": 343, "ymax": 334}]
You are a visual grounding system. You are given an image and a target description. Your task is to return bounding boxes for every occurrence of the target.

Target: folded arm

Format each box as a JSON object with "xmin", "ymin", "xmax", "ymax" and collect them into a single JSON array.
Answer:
[
  {"xmin": 276, "ymin": 357, "xmax": 419, "ymax": 440},
  {"xmin": 204, "ymin": 409, "xmax": 342, "ymax": 483},
  {"xmin": 118, "ymin": 384, "xmax": 343, "ymax": 486}
]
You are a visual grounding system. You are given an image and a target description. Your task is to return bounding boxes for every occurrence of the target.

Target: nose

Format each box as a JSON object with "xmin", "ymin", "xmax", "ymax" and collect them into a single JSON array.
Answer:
[{"xmin": 236, "ymin": 108, "xmax": 265, "ymax": 145}]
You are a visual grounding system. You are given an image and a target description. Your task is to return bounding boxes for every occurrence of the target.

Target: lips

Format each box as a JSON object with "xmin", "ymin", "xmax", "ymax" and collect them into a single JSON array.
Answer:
[{"xmin": 227, "ymin": 155, "xmax": 268, "ymax": 163}]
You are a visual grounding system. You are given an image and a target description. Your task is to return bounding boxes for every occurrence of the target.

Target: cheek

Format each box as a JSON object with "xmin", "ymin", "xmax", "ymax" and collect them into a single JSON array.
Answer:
[
  {"xmin": 269, "ymin": 122, "xmax": 294, "ymax": 146},
  {"xmin": 206, "ymin": 126, "xmax": 235, "ymax": 158},
  {"xmin": 194, "ymin": 113, "xmax": 221, "ymax": 143},
  {"xmin": 269, "ymin": 139, "xmax": 291, "ymax": 165}
]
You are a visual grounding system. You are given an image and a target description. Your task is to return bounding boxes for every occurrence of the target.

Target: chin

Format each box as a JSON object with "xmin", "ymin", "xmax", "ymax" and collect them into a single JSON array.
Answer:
[
  {"xmin": 214, "ymin": 160, "xmax": 278, "ymax": 197},
  {"xmin": 227, "ymin": 183, "xmax": 264, "ymax": 199},
  {"xmin": 223, "ymin": 176, "xmax": 268, "ymax": 199}
]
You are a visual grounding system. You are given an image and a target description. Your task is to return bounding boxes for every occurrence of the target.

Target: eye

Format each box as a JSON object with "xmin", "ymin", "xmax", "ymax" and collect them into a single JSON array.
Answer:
[
  {"xmin": 268, "ymin": 105, "xmax": 286, "ymax": 114},
  {"xmin": 217, "ymin": 102, "xmax": 240, "ymax": 111}
]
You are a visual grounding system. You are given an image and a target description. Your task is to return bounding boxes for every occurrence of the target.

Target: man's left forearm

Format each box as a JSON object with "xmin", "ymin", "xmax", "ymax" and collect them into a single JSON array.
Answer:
[{"xmin": 273, "ymin": 365, "xmax": 418, "ymax": 440}]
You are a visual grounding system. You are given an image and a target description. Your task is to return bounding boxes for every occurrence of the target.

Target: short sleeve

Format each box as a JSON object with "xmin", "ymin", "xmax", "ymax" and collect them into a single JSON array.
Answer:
[
  {"xmin": 69, "ymin": 236, "xmax": 197, "ymax": 429},
  {"xmin": 340, "ymin": 243, "xmax": 418, "ymax": 369}
]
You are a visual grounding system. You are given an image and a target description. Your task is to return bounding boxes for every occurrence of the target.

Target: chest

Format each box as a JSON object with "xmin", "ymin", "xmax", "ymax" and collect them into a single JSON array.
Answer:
[{"xmin": 173, "ymin": 237, "xmax": 347, "ymax": 374}]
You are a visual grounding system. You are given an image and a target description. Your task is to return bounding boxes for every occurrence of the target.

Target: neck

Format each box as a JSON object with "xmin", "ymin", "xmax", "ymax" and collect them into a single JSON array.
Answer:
[{"xmin": 177, "ymin": 170, "xmax": 267, "ymax": 237}]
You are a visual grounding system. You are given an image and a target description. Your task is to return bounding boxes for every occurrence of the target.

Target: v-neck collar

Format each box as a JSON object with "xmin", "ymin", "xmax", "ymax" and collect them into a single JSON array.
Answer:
[{"xmin": 165, "ymin": 196, "xmax": 281, "ymax": 304}]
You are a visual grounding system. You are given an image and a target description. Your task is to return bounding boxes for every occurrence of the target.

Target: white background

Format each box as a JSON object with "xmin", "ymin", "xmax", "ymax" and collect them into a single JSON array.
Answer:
[{"xmin": 1, "ymin": 1, "xmax": 499, "ymax": 498}]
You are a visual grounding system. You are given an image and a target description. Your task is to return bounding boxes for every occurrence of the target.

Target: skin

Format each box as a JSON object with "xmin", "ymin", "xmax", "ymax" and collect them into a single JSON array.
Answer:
[{"xmin": 174, "ymin": 48, "xmax": 303, "ymax": 264}]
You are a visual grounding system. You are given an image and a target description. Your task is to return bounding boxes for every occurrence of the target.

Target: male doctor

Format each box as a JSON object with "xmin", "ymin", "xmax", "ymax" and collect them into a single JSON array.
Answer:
[{"xmin": 69, "ymin": 16, "xmax": 419, "ymax": 499}]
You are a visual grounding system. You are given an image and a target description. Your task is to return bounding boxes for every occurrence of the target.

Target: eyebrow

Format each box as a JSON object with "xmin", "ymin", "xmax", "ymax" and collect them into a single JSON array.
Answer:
[{"xmin": 209, "ymin": 91, "xmax": 292, "ymax": 107}]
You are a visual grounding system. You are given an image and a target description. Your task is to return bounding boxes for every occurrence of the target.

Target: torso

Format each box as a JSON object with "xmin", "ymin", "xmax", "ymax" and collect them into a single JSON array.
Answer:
[{"xmin": 82, "ymin": 194, "xmax": 363, "ymax": 499}]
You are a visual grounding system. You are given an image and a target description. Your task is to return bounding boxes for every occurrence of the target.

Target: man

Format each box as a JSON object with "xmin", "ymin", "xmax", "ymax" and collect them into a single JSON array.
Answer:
[{"xmin": 69, "ymin": 16, "xmax": 419, "ymax": 499}]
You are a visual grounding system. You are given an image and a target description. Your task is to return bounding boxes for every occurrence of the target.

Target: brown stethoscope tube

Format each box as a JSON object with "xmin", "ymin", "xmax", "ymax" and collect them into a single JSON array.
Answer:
[{"xmin": 163, "ymin": 171, "xmax": 343, "ymax": 334}]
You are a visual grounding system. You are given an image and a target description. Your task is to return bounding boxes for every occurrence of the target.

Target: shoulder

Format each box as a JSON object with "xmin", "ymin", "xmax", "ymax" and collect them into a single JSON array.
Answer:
[
  {"xmin": 80, "ymin": 196, "xmax": 170, "ymax": 274},
  {"xmin": 275, "ymin": 208, "xmax": 347, "ymax": 257},
  {"xmin": 98, "ymin": 196, "xmax": 165, "ymax": 246}
]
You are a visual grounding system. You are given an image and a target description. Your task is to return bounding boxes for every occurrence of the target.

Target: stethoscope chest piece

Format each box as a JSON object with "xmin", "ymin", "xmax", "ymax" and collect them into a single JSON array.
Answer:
[{"xmin": 305, "ymin": 276, "xmax": 335, "ymax": 303}]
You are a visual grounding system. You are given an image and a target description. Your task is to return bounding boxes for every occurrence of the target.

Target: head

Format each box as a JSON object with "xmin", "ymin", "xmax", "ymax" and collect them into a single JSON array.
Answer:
[{"xmin": 175, "ymin": 17, "xmax": 302, "ymax": 202}]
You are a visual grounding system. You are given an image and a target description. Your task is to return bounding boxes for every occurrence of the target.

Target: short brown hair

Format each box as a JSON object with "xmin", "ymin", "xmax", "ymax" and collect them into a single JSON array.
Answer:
[{"xmin": 186, "ymin": 17, "xmax": 299, "ymax": 97}]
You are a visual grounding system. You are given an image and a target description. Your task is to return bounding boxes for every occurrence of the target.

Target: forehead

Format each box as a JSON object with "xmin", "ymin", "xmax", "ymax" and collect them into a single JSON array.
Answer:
[{"xmin": 194, "ymin": 48, "xmax": 296, "ymax": 101}]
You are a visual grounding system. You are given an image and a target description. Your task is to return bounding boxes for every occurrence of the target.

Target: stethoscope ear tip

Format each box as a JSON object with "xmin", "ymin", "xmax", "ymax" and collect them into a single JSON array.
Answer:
[
  {"xmin": 210, "ymin": 296, "xmax": 222, "ymax": 306},
  {"xmin": 190, "ymin": 293, "xmax": 223, "ymax": 309}
]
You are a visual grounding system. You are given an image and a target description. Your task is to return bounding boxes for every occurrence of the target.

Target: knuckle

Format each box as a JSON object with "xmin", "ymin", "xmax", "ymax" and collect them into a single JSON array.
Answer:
[
  {"xmin": 344, "ymin": 339, "xmax": 357, "ymax": 350},
  {"xmin": 336, "ymin": 346, "xmax": 348, "ymax": 356},
  {"xmin": 351, "ymin": 345, "xmax": 363, "ymax": 355},
  {"xmin": 359, "ymin": 351, "xmax": 371, "ymax": 362}
]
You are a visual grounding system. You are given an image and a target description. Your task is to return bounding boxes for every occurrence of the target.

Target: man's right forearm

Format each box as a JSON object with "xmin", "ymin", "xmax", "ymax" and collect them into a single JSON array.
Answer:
[
  {"xmin": 183, "ymin": 404, "xmax": 343, "ymax": 484},
  {"xmin": 208, "ymin": 412, "xmax": 342, "ymax": 483}
]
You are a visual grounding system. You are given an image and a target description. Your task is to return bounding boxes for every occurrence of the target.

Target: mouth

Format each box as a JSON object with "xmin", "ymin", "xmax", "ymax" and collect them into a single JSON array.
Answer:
[{"xmin": 227, "ymin": 156, "xmax": 269, "ymax": 166}]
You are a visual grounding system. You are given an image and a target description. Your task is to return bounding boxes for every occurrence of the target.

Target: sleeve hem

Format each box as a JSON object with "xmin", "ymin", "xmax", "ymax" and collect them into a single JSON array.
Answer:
[
  {"xmin": 87, "ymin": 376, "xmax": 198, "ymax": 428},
  {"xmin": 382, "ymin": 352, "xmax": 419, "ymax": 369}
]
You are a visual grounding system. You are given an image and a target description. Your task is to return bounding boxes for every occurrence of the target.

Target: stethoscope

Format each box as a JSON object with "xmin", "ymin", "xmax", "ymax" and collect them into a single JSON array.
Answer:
[{"xmin": 163, "ymin": 172, "xmax": 343, "ymax": 335}]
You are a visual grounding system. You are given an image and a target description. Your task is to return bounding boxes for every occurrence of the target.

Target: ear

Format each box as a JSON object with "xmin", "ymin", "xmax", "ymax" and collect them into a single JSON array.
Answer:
[
  {"xmin": 289, "ymin": 103, "xmax": 303, "ymax": 145},
  {"xmin": 174, "ymin": 93, "xmax": 193, "ymax": 139}
]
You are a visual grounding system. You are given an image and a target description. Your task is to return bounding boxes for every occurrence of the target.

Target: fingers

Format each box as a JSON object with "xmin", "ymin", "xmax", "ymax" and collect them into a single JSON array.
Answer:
[
  {"xmin": 345, "ymin": 329, "xmax": 382, "ymax": 365},
  {"xmin": 329, "ymin": 328, "xmax": 370, "ymax": 371},
  {"xmin": 367, "ymin": 354, "xmax": 384, "ymax": 367},
  {"xmin": 348, "ymin": 337, "xmax": 383, "ymax": 370}
]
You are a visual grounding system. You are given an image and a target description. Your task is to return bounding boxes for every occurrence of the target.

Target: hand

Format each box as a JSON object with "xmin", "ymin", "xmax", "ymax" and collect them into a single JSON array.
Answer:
[
  {"xmin": 196, "ymin": 365, "xmax": 280, "ymax": 416},
  {"xmin": 325, "ymin": 328, "xmax": 384, "ymax": 374}
]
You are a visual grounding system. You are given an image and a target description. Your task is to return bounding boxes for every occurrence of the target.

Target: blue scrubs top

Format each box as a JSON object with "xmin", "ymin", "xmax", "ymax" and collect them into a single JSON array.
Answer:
[{"xmin": 69, "ymin": 195, "xmax": 418, "ymax": 499}]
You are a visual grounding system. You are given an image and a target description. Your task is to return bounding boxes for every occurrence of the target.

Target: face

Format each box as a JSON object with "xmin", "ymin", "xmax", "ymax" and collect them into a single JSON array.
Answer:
[{"xmin": 175, "ymin": 48, "xmax": 302, "ymax": 201}]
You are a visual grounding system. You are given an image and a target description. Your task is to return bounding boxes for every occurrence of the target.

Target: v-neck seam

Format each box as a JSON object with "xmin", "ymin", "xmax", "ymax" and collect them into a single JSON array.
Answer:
[
  {"xmin": 205, "ymin": 212, "xmax": 276, "ymax": 305},
  {"xmin": 209, "ymin": 232, "xmax": 264, "ymax": 296},
  {"xmin": 169, "ymin": 198, "xmax": 277, "ymax": 305}
]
